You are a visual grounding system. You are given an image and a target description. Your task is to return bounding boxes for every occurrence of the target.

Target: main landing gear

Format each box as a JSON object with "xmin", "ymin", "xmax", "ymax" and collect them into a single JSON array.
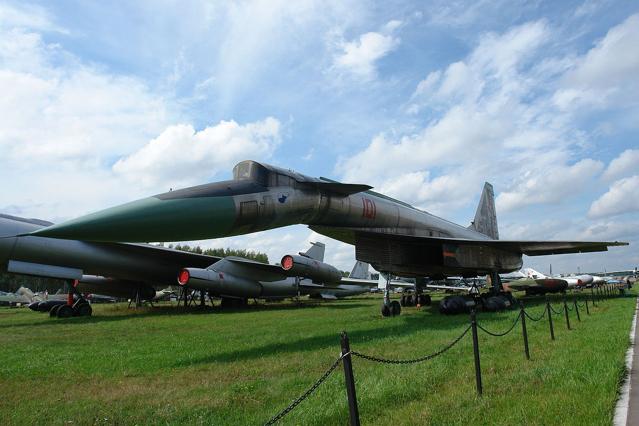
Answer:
[
  {"xmin": 50, "ymin": 280, "xmax": 92, "ymax": 318},
  {"xmin": 439, "ymin": 272, "xmax": 515, "ymax": 315},
  {"xmin": 381, "ymin": 274, "xmax": 401, "ymax": 317}
]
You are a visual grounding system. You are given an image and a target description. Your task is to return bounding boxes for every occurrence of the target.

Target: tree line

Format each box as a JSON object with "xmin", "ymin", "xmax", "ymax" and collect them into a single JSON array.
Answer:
[{"xmin": 168, "ymin": 244, "xmax": 269, "ymax": 264}]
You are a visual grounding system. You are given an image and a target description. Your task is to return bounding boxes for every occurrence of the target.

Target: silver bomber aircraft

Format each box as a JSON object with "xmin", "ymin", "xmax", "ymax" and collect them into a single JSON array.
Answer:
[{"xmin": 31, "ymin": 160, "xmax": 628, "ymax": 316}]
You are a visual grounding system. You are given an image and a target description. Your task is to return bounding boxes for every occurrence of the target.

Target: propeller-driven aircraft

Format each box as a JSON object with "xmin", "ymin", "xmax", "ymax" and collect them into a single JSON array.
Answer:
[{"xmin": 30, "ymin": 160, "xmax": 629, "ymax": 316}]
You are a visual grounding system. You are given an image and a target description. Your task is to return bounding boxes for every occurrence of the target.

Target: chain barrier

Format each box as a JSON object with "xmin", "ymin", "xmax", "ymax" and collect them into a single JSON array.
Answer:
[
  {"xmin": 523, "ymin": 306, "xmax": 547, "ymax": 322},
  {"xmin": 548, "ymin": 304, "xmax": 563, "ymax": 315},
  {"xmin": 351, "ymin": 325, "xmax": 471, "ymax": 365},
  {"xmin": 264, "ymin": 353, "xmax": 344, "ymax": 425},
  {"xmin": 266, "ymin": 292, "xmax": 608, "ymax": 423},
  {"xmin": 477, "ymin": 314, "xmax": 520, "ymax": 337}
]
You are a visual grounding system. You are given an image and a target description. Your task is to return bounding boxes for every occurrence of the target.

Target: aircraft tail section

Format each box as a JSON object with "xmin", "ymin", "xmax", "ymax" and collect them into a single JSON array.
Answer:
[
  {"xmin": 349, "ymin": 261, "xmax": 370, "ymax": 279},
  {"xmin": 469, "ymin": 182, "xmax": 499, "ymax": 240},
  {"xmin": 300, "ymin": 241, "xmax": 325, "ymax": 262}
]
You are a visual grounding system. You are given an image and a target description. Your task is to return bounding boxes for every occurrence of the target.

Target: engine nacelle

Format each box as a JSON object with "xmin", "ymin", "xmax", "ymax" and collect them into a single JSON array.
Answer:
[
  {"xmin": 280, "ymin": 254, "xmax": 342, "ymax": 283},
  {"xmin": 177, "ymin": 267, "xmax": 262, "ymax": 297}
]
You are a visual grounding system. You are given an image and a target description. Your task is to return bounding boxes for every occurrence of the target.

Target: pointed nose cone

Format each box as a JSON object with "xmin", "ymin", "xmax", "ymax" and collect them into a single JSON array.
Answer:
[{"xmin": 32, "ymin": 195, "xmax": 237, "ymax": 242}]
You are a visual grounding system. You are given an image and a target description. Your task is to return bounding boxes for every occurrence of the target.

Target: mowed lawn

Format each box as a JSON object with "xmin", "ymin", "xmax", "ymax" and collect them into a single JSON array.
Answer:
[{"xmin": 0, "ymin": 289, "xmax": 636, "ymax": 425}]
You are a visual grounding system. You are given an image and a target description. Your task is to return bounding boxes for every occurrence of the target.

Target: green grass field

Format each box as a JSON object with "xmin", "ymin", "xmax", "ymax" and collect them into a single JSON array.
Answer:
[{"xmin": 0, "ymin": 289, "xmax": 635, "ymax": 425}]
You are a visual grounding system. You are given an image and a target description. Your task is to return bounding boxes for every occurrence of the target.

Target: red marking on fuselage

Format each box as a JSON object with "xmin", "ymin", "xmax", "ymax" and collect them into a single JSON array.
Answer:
[{"xmin": 362, "ymin": 197, "xmax": 376, "ymax": 219}]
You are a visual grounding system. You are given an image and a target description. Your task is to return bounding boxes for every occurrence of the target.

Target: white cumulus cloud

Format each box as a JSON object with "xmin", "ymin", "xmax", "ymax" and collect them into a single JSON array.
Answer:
[
  {"xmin": 554, "ymin": 13, "xmax": 639, "ymax": 111},
  {"xmin": 588, "ymin": 175, "xmax": 639, "ymax": 219},
  {"xmin": 113, "ymin": 118, "xmax": 281, "ymax": 190},
  {"xmin": 602, "ymin": 149, "xmax": 639, "ymax": 181},
  {"xmin": 332, "ymin": 20, "xmax": 401, "ymax": 81}
]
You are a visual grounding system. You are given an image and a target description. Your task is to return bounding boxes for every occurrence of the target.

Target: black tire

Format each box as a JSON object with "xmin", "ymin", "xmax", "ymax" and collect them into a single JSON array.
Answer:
[
  {"xmin": 49, "ymin": 304, "xmax": 62, "ymax": 317},
  {"xmin": 381, "ymin": 304, "xmax": 391, "ymax": 317},
  {"xmin": 390, "ymin": 300, "xmax": 401, "ymax": 316},
  {"xmin": 400, "ymin": 296, "xmax": 406, "ymax": 307},
  {"xmin": 439, "ymin": 296, "xmax": 471, "ymax": 315},
  {"xmin": 75, "ymin": 303, "xmax": 92, "ymax": 317},
  {"xmin": 57, "ymin": 305, "xmax": 74, "ymax": 318},
  {"xmin": 411, "ymin": 294, "xmax": 419, "ymax": 306},
  {"xmin": 419, "ymin": 294, "xmax": 432, "ymax": 306},
  {"xmin": 483, "ymin": 296, "xmax": 506, "ymax": 312}
]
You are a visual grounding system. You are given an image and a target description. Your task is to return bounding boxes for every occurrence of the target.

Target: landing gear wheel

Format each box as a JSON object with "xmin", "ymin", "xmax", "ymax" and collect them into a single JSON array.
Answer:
[
  {"xmin": 381, "ymin": 304, "xmax": 391, "ymax": 317},
  {"xmin": 74, "ymin": 303, "xmax": 92, "ymax": 317},
  {"xmin": 49, "ymin": 305, "xmax": 62, "ymax": 317},
  {"xmin": 57, "ymin": 305, "xmax": 74, "ymax": 318},
  {"xmin": 411, "ymin": 294, "xmax": 419, "ymax": 306},
  {"xmin": 390, "ymin": 300, "xmax": 401, "ymax": 316}
]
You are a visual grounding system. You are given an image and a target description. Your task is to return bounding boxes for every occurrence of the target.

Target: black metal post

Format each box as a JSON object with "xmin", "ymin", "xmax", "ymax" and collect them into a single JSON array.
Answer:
[
  {"xmin": 563, "ymin": 298, "xmax": 571, "ymax": 330},
  {"xmin": 520, "ymin": 304, "xmax": 530, "ymax": 360},
  {"xmin": 470, "ymin": 310, "xmax": 483, "ymax": 395},
  {"xmin": 574, "ymin": 298, "xmax": 580, "ymax": 322},
  {"xmin": 183, "ymin": 286, "xmax": 188, "ymax": 308},
  {"xmin": 591, "ymin": 289, "xmax": 597, "ymax": 306},
  {"xmin": 547, "ymin": 300, "xmax": 555, "ymax": 340},
  {"xmin": 585, "ymin": 297, "xmax": 590, "ymax": 315},
  {"xmin": 340, "ymin": 332, "xmax": 360, "ymax": 426}
]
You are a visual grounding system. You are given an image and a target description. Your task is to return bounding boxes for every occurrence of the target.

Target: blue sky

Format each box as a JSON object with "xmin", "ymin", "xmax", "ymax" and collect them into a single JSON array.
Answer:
[{"xmin": 0, "ymin": 0, "xmax": 637, "ymax": 273}]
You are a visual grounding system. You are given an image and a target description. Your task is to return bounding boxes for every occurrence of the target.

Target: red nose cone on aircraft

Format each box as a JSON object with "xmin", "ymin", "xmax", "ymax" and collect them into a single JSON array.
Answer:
[
  {"xmin": 281, "ymin": 255, "xmax": 294, "ymax": 271},
  {"xmin": 177, "ymin": 269, "xmax": 190, "ymax": 286}
]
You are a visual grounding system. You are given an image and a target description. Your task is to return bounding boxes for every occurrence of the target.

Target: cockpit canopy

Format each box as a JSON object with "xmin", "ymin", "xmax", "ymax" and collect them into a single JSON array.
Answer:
[{"xmin": 233, "ymin": 160, "xmax": 317, "ymax": 188}]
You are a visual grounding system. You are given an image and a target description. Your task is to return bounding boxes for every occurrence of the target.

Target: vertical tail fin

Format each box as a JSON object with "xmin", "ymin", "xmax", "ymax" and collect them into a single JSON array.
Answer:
[
  {"xmin": 469, "ymin": 182, "xmax": 499, "ymax": 240},
  {"xmin": 349, "ymin": 261, "xmax": 370, "ymax": 279},
  {"xmin": 300, "ymin": 241, "xmax": 325, "ymax": 262}
]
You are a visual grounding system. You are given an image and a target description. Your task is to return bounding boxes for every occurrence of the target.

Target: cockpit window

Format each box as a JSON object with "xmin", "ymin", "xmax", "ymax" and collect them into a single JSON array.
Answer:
[
  {"xmin": 276, "ymin": 174, "xmax": 292, "ymax": 187},
  {"xmin": 233, "ymin": 161, "xmax": 252, "ymax": 180},
  {"xmin": 233, "ymin": 161, "xmax": 269, "ymax": 186}
]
